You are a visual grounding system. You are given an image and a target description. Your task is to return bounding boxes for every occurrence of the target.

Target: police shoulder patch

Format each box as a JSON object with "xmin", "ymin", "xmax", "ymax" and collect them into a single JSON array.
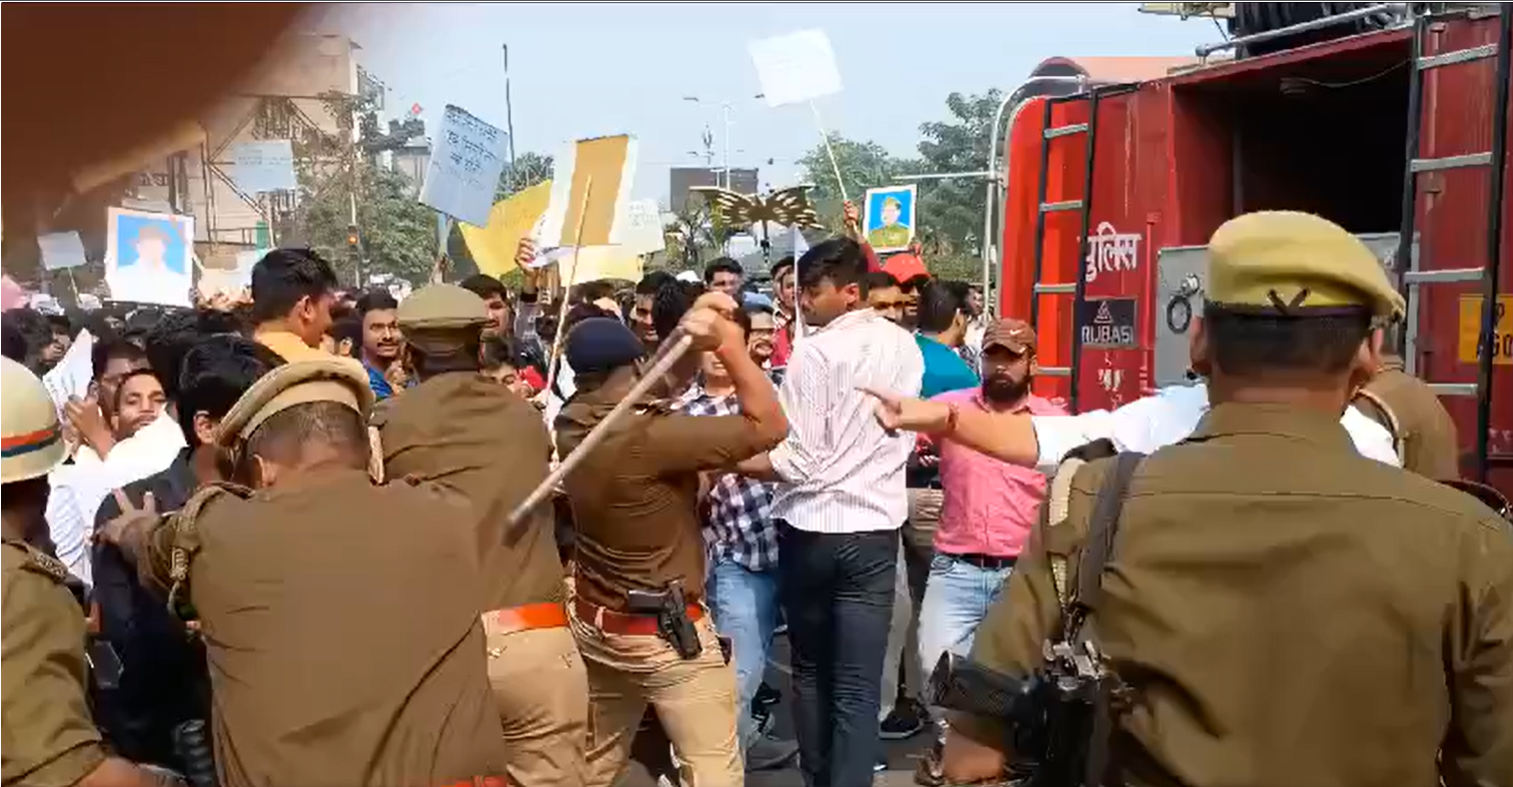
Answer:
[{"xmin": 4, "ymin": 539, "xmax": 70, "ymax": 583}]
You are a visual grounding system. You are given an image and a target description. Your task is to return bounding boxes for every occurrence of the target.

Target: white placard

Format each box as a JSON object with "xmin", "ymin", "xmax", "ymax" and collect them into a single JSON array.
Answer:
[
  {"xmin": 42, "ymin": 329, "xmax": 94, "ymax": 416},
  {"xmin": 232, "ymin": 140, "xmax": 297, "ymax": 192},
  {"xmin": 623, "ymin": 199, "xmax": 666, "ymax": 256},
  {"xmin": 420, "ymin": 104, "xmax": 510, "ymax": 228},
  {"xmin": 38, "ymin": 232, "xmax": 87, "ymax": 271},
  {"xmin": 749, "ymin": 30, "xmax": 844, "ymax": 108}
]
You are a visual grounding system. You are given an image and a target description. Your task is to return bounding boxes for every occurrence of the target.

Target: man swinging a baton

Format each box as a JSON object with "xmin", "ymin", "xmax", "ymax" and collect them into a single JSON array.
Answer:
[{"xmin": 553, "ymin": 292, "xmax": 789, "ymax": 785}]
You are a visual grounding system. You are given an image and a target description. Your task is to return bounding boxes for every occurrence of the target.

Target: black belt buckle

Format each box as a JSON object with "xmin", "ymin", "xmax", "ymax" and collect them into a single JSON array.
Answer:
[{"xmin": 957, "ymin": 553, "xmax": 1016, "ymax": 571}]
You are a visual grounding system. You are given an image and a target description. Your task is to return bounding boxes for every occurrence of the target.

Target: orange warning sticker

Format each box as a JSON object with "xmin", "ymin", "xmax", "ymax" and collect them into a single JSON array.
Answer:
[{"xmin": 1457, "ymin": 295, "xmax": 1513, "ymax": 365}]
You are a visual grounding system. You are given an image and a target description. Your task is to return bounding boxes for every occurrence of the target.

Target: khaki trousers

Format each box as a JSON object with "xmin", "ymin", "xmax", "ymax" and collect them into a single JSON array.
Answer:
[
  {"xmin": 482, "ymin": 621, "xmax": 590, "ymax": 787},
  {"xmin": 568, "ymin": 602, "xmax": 742, "ymax": 787}
]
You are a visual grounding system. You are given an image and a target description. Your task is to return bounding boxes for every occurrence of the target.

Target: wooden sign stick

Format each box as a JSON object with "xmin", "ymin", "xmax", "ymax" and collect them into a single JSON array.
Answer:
[
  {"xmin": 543, "ymin": 177, "xmax": 595, "ymax": 397},
  {"xmin": 506, "ymin": 331, "xmax": 695, "ymax": 532},
  {"xmin": 810, "ymin": 100, "xmax": 848, "ymax": 203}
]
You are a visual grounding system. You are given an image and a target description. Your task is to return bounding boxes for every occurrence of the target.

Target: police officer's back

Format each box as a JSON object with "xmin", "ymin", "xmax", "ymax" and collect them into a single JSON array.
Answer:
[
  {"xmin": 99, "ymin": 360, "xmax": 508, "ymax": 787},
  {"xmin": 379, "ymin": 284, "xmax": 587, "ymax": 787},
  {"xmin": 941, "ymin": 213, "xmax": 1513, "ymax": 786},
  {"xmin": 2, "ymin": 356, "xmax": 180, "ymax": 787}
]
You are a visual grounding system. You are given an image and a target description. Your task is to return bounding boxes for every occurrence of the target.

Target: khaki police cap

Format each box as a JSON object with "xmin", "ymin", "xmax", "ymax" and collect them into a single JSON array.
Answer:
[
  {"xmin": 1, "ymin": 357, "xmax": 67, "ymax": 484},
  {"xmin": 215, "ymin": 358, "xmax": 375, "ymax": 445},
  {"xmin": 1207, "ymin": 211, "xmax": 1405, "ymax": 321},
  {"xmin": 398, "ymin": 284, "xmax": 488, "ymax": 352}
]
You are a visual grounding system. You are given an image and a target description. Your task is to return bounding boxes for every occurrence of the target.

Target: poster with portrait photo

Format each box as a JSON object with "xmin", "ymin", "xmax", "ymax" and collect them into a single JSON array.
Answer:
[
  {"xmin": 105, "ymin": 208, "xmax": 194, "ymax": 307},
  {"xmin": 862, "ymin": 184, "xmax": 916, "ymax": 253}
]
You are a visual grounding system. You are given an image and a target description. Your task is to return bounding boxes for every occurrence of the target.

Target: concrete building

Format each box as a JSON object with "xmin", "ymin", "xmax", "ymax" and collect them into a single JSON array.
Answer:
[{"xmin": 126, "ymin": 33, "xmax": 426, "ymax": 268}]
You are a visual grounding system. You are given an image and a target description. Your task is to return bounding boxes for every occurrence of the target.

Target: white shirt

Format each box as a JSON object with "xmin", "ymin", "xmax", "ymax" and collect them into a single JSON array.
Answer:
[
  {"xmin": 543, "ymin": 356, "xmax": 576, "ymax": 435},
  {"xmin": 45, "ymin": 412, "xmax": 187, "ymax": 586},
  {"xmin": 1030, "ymin": 382, "xmax": 1402, "ymax": 474},
  {"xmin": 107, "ymin": 267, "xmax": 192, "ymax": 308},
  {"xmin": 770, "ymin": 308, "xmax": 924, "ymax": 533}
]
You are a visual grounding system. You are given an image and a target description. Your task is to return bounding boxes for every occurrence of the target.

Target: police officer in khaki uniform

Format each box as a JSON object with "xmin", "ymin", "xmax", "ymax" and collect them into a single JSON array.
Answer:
[
  {"xmin": 870, "ymin": 212, "xmax": 1513, "ymax": 786},
  {"xmin": 377, "ymin": 283, "xmax": 588, "ymax": 787},
  {"xmin": 2, "ymin": 356, "xmax": 181, "ymax": 787},
  {"xmin": 554, "ymin": 297, "xmax": 789, "ymax": 786},
  {"xmin": 1351, "ymin": 347, "xmax": 1461, "ymax": 479},
  {"xmin": 99, "ymin": 359, "xmax": 508, "ymax": 787}
]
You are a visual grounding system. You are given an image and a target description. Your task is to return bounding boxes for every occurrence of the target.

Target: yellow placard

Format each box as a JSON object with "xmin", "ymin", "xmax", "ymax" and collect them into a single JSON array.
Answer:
[
  {"xmin": 1456, "ymin": 294, "xmax": 1513, "ymax": 365},
  {"xmin": 556, "ymin": 246, "xmax": 644, "ymax": 287},
  {"xmin": 561, "ymin": 136, "xmax": 632, "ymax": 248},
  {"xmin": 458, "ymin": 180, "xmax": 554, "ymax": 278}
]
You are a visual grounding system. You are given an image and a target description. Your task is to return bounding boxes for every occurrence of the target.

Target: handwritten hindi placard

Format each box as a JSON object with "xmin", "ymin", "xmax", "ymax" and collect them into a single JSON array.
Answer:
[
  {"xmin": 420, "ymin": 104, "xmax": 510, "ymax": 227},
  {"xmin": 232, "ymin": 140, "xmax": 297, "ymax": 192},
  {"xmin": 623, "ymin": 199, "xmax": 666, "ymax": 256}
]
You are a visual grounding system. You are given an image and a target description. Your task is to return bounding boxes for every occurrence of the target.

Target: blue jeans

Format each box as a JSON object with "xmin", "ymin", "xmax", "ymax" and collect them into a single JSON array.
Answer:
[
  {"xmin": 916, "ymin": 553, "xmax": 1014, "ymax": 686},
  {"xmin": 778, "ymin": 522, "xmax": 897, "ymax": 787},
  {"xmin": 705, "ymin": 558, "xmax": 780, "ymax": 752}
]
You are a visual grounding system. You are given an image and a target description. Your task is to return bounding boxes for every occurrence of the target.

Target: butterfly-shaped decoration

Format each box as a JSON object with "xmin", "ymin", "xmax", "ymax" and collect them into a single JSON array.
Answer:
[{"xmin": 688, "ymin": 185, "xmax": 825, "ymax": 231}]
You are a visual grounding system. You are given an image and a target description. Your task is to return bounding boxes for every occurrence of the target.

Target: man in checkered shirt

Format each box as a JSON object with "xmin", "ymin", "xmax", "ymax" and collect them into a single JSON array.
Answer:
[{"xmin": 677, "ymin": 304, "xmax": 797, "ymax": 771}]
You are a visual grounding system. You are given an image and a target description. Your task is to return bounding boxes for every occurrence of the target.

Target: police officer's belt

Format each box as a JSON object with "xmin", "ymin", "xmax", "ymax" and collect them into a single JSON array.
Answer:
[{"xmin": 573, "ymin": 597, "xmax": 704, "ymax": 636}]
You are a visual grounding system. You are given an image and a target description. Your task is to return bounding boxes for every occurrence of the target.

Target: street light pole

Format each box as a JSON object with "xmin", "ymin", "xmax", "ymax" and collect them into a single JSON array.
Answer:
[
  {"xmin": 721, "ymin": 102, "xmax": 731, "ymax": 190},
  {"xmin": 685, "ymin": 95, "xmax": 738, "ymax": 190},
  {"xmin": 502, "ymin": 43, "xmax": 517, "ymax": 171}
]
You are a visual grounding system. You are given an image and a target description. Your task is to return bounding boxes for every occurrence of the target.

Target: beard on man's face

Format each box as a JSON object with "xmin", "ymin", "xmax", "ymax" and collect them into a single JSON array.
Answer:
[{"xmin": 982, "ymin": 373, "xmax": 1031, "ymax": 405}]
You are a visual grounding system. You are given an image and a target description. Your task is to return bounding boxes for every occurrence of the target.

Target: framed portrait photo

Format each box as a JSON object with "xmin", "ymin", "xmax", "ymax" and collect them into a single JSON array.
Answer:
[
  {"xmin": 104, "ymin": 207, "xmax": 195, "ymax": 307},
  {"xmin": 862, "ymin": 184, "xmax": 917, "ymax": 253}
]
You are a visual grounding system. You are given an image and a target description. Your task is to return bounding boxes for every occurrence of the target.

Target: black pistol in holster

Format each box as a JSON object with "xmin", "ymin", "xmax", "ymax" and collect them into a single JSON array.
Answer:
[
  {"xmin": 626, "ymin": 579, "xmax": 703, "ymax": 660},
  {"xmin": 172, "ymin": 719, "xmax": 218, "ymax": 787},
  {"xmin": 926, "ymin": 451, "xmax": 1144, "ymax": 787}
]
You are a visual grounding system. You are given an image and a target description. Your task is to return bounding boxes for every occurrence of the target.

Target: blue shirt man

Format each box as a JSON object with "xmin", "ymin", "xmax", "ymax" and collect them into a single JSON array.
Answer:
[{"xmin": 916, "ymin": 333, "xmax": 979, "ymax": 399}]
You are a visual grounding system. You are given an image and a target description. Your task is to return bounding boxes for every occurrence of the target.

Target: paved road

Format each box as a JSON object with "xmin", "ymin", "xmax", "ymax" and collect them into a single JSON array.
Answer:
[{"xmin": 617, "ymin": 631, "xmax": 930, "ymax": 787}]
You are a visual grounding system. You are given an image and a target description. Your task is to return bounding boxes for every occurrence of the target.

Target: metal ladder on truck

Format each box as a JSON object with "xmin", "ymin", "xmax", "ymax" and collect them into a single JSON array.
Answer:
[
  {"xmin": 1396, "ymin": 2, "xmax": 1511, "ymax": 483},
  {"xmin": 1027, "ymin": 83, "xmax": 1138, "ymax": 413}
]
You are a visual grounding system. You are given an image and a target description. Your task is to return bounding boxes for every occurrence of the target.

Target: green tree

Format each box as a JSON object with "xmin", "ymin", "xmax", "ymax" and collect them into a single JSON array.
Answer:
[
  {"xmin": 288, "ymin": 91, "xmax": 438, "ymax": 286},
  {"xmin": 497, "ymin": 151, "xmax": 554, "ymax": 200},
  {"xmin": 797, "ymin": 135, "xmax": 910, "ymax": 232},
  {"xmin": 793, "ymin": 91, "xmax": 1001, "ymax": 284},
  {"xmin": 914, "ymin": 89, "xmax": 1003, "ymax": 263},
  {"xmin": 661, "ymin": 198, "xmax": 731, "ymax": 273}
]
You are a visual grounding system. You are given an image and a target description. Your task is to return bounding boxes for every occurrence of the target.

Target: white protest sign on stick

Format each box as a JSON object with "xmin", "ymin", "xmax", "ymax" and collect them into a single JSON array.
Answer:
[
  {"xmin": 623, "ymin": 199, "xmax": 666, "ymax": 256},
  {"xmin": 420, "ymin": 105, "xmax": 511, "ymax": 228},
  {"xmin": 39, "ymin": 232, "xmax": 88, "ymax": 271},
  {"xmin": 749, "ymin": 29, "xmax": 848, "ymax": 201},
  {"xmin": 231, "ymin": 140, "xmax": 297, "ymax": 192}
]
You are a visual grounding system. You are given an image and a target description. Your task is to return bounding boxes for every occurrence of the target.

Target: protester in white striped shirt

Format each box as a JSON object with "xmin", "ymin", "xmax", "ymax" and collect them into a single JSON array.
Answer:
[{"xmin": 739, "ymin": 237, "xmax": 924, "ymax": 787}]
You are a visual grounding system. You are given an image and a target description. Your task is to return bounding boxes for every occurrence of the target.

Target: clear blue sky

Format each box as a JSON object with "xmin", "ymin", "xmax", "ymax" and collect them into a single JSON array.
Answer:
[{"xmin": 319, "ymin": 2, "xmax": 1217, "ymax": 206}]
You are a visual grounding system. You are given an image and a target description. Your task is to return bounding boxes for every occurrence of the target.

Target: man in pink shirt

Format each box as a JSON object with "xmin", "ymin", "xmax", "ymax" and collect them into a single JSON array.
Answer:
[{"xmin": 912, "ymin": 318, "xmax": 1066, "ymax": 784}]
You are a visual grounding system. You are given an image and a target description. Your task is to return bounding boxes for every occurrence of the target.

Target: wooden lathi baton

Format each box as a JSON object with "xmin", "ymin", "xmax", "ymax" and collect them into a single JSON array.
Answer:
[{"xmin": 504, "ymin": 330, "xmax": 697, "ymax": 534}]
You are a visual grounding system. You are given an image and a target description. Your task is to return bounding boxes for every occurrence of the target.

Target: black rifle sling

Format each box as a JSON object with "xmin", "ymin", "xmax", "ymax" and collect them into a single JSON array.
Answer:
[
  {"xmin": 1069, "ymin": 451, "xmax": 1143, "ymax": 787},
  {"xmin": 1072, "ymin": 452, "xmax": 1144, "ymax": 623}
]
